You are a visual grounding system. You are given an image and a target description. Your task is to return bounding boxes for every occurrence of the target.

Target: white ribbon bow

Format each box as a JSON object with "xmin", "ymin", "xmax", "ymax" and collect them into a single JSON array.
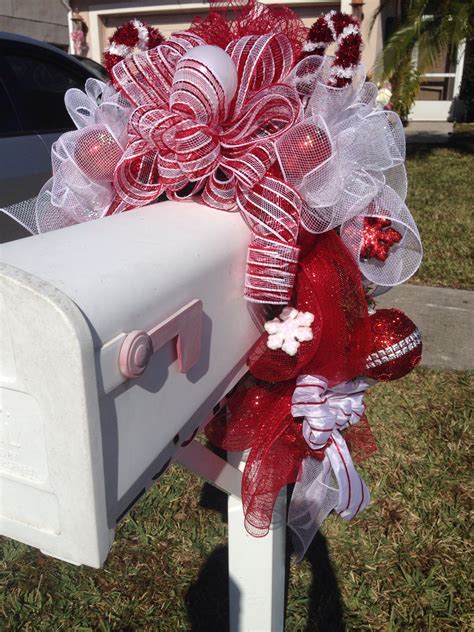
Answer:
[{"xmin": 289, "ymin": 374, "xmax": 372, "ymax": 558}]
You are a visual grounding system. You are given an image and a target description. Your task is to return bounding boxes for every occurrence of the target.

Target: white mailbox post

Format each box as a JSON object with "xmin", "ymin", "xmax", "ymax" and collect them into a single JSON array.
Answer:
[{"xmin": 0, "ymin": 201, "xmax": 287, "ymax": 631}]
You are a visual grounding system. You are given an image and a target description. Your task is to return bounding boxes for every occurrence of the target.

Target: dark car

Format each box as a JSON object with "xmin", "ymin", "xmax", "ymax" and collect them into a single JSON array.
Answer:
[
  {"xmin": 72, "ymin": 54, "xmax": 109, "ymax": 82},
  {"xmin": 0, "ymin": 32, "xmax": 97, "ymax": 241}
]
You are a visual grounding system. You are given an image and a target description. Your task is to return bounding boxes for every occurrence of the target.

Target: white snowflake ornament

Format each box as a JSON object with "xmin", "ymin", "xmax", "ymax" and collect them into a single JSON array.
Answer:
[{"xmin": 264, "ymin": 306, "xmax": 314, "ymax": 356}]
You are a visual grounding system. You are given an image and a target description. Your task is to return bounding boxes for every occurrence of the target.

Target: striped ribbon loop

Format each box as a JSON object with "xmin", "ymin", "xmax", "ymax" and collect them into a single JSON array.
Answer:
[
  {"xmin": 291, "ymin": 375, "xmax": 335, "ymax": 449},
  {"xmin": 111, "ymin": 31, "xmax": 303, "ymax": 303}
]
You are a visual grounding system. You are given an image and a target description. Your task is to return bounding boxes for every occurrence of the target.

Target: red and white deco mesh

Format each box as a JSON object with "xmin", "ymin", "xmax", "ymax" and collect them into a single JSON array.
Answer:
[
  {"xmin": 0, "ymin": 4, "xmax": 423, "ymax": 303},
  {"xmin": 111, "ymin": 31, "xmax": 303, "ymax": 304}
]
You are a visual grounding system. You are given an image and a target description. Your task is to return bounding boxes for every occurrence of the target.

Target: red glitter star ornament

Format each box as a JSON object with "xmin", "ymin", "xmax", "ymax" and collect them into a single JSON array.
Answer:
[{"xmin": 360, "ymin": 216, "xmax": 402, "ymax": 262}]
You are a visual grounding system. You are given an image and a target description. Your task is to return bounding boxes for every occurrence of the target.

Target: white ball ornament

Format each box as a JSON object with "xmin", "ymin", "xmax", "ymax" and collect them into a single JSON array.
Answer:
[{"xmin": 181, "ymin": 45, "xmax": 238, "ymax": 104}]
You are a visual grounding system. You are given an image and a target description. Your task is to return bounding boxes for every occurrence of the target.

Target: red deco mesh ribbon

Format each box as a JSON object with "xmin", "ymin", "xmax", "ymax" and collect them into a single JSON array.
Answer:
[
  {"xmin": 250, "ymin": 230, "xmax": 371, "ymax": 386},
  {"xmin": 110, "ymin": 4, "xmax": 307, "ymax": 303},
  {"xmin": 189, "ymin": 0, "xmax": 308, "ymax": 60},
  {"xmin": 206, "ymin": 230, "xmax": 374, "ymax": 535},
  {"xmin": 344, "ymin": 413, "xmax": 377, "ymax": 463},
  {"xmin": 207, "ymin": 379, "xmax": 321, "ymax": 537}
]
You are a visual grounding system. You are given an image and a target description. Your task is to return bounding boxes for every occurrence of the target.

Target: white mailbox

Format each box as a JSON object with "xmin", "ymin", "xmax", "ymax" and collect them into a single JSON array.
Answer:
[{"xmin": 0, "ymin": 201, "xmax": 263, "ymax": 568}]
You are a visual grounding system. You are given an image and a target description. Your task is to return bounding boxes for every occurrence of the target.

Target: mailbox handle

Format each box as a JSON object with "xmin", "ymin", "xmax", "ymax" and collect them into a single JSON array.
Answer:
[{"xmin": 119, "ymin": 300, "xmax": 203, "ymax": 379}]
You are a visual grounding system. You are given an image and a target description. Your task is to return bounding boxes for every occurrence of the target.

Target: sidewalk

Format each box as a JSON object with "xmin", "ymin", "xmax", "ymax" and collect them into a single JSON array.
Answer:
[
  {"xmin": 405, "ymin": 121, "xmax": 453, "ymax": 145},
  {"xmin": 377, "ymin": 284, "xmax": 473, "ymax": 371}
]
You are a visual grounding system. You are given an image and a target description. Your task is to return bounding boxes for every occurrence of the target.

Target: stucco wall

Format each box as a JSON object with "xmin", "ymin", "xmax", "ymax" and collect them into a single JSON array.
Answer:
[
  {"xmin": 360, "ymin": 0, "xmax": 384, "ymax": 75},
  {"xmin": 0, "ymin": 0, "xmax": 69, "ymax": 46},
  {"xmin": 103, "ymin": 4, "xmax": 338, "ymax": 41}
]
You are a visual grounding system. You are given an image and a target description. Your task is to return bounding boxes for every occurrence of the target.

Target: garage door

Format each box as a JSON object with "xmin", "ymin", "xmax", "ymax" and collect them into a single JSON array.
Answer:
[{"xmin": 102, "ymin": 4, "xmax": 337, "ymax": 49}]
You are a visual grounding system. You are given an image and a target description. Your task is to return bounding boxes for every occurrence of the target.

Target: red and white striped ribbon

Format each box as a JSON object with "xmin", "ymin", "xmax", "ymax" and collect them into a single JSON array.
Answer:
[{"xmin": 111, "ymin": 32, "xmax": 303, "ymax": 303}]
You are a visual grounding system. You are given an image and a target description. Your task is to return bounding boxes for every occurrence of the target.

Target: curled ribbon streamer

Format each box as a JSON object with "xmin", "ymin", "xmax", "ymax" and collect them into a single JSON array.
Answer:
[
  {"xmin": 111, "ymin": 32, "xmax": 303, "ymax": 303},
  {"xmin": 289, "ymin": 374, "xmax": 371, "ymax": 558}
]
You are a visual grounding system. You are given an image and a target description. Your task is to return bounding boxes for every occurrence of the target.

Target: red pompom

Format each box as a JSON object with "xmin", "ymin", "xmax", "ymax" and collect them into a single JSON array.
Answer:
[
  {"xmin": 365, "ymin": 309, "xmax": 422, "ymax": 382},
  {"xmin": 113, "ymin": 21, "xmax": 140, "ymax": 47}
]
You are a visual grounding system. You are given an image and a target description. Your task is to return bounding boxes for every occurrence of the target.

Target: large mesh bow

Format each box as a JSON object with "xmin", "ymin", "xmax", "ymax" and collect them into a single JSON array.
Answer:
[
  {"xmin": 112, "ymin": 32, "xmax": 304, "ymax": 303},
  {"xmin": 1, "ymin": 79, "xmax": 131, "ymax": 235}
]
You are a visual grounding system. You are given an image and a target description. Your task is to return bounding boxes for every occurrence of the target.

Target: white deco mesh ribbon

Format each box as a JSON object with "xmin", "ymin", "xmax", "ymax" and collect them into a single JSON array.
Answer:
[
  {"xmin": 288, "ymin": 374, "xmax": 371, "ymax": 559},
  {"xmin": 1, "ymin": 79, "xmax": 131, "ymax": 234},
  {"xmin": 275, "ymin": 55, "xmax": 422, "ymax": 286}
]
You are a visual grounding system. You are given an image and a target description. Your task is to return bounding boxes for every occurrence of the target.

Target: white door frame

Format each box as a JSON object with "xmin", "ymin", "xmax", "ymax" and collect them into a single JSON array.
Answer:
[{"xmin": 410, "ymin": 37, "xmax": 466, "ymax": 122}]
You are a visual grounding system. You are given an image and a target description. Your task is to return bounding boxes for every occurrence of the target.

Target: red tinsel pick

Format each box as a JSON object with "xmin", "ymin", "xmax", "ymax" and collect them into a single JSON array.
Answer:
[
  {"xmin": 333, "ymin": 32, "xmax": 362, "ymax": 86},
  {"xmin": 305, "ymin": 15, "xmax": 333, "ymax": 55},
  {"xmin": 303, "ymin": 11, "xmax": 362, "ymax": 87},
  {"xmin": 103, "ymin": 20, "xmax": 164, "ymax": 80},
  {"xmin": 360, "ymin": 216, "xmax": 402, "ymax": 262}
]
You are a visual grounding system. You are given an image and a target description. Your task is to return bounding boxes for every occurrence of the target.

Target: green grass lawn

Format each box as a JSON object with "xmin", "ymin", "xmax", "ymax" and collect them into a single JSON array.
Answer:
[
  {"xmin": 1, "ymin": 369, "xmax": 472, "ymax": 631},
  {"xmin": 406, "ymin": 143, "xmax": 474, "ymax": 290}
]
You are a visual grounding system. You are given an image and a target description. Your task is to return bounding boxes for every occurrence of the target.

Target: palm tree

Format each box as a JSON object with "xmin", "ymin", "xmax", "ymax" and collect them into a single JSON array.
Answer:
[{"xmin": 371, "ymin": 0, "xmax": 474, "ymax": 120}]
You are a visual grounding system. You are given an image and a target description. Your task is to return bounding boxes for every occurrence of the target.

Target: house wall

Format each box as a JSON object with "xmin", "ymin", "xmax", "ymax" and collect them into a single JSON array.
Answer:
[
  {"xmin": 360, "ymin": 0, "xmax": 384, "ymax": 76},
  {"xmin": 0, "ymin": 0, "xmax": 69, "ymax": 47},
  {"xmin": 103, "ymin": 3, "xmax": 339, "ymax": 41}
]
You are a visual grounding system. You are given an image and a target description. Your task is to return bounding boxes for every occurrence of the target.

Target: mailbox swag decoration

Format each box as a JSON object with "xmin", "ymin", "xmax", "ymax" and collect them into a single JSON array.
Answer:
[
  {"xmin": 0, "ymin": 0, "xmax": 424, "ymax": 557},
  {"xmin": 1, "ymin": 0, "xmax": 422, "ymax": 304}
]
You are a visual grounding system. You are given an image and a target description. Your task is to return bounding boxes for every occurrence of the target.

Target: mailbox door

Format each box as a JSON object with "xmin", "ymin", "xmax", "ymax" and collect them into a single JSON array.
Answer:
[{"xmin": 0, "ymin": 263, "xmax": 110, "ymax": 567}]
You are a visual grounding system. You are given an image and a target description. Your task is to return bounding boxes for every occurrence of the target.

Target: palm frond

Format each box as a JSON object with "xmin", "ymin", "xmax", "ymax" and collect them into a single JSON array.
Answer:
[
  {"xmin": 373, "ymin": 24, "xmax": 419, "ymax": 80},
  {"xmin": 373, "ymin": 0, "xmax": 472, "ymax": 80}
]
